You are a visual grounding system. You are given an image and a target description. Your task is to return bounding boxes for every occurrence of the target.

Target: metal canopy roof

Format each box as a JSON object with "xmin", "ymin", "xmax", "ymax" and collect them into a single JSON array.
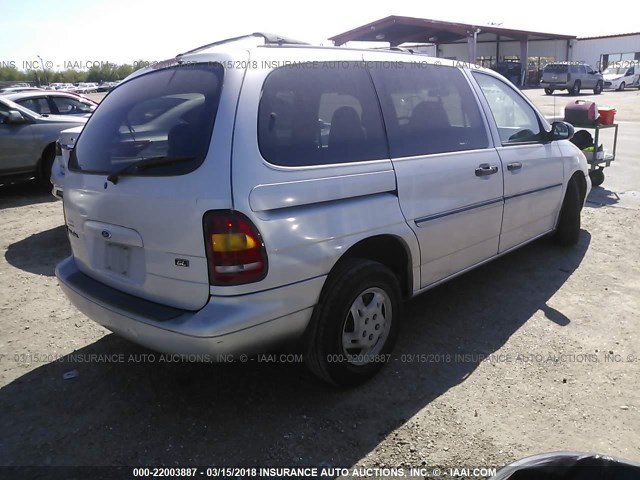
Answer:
[{"xmin": 330, "ymin": 16, "xmax": 576, "ymax": 46}]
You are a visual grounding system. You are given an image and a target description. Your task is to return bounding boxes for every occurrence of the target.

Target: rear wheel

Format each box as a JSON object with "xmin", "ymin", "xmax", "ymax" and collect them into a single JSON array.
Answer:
[
  {"xmin": 553, "ymin": 178, "xmax": 582, "ymax": 246},
  {"xmin": 593, "ymin": 81, "xmax": 603, "ymax": 94},
  {"xmin": 544, "ymin": 88, "xmax": 554, "ymax": 95},
  {"xmin": 305, "ymin": 258, "xmax": 401, "ymax": 386},
  {"xmin": 570, "ymin": 81, "xmax": 581, "ymax": 95},
  {"xmin": 37, "ymin": 145, "xmax": 56, "ymax": 190},
  {"xmin": 589, "ymin": 168, "xmax": 605, "ymax": 187}
]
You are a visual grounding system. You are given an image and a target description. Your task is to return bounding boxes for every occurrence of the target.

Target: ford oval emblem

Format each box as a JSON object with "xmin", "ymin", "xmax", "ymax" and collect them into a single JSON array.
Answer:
[{"xmin": 101, "ymin": 230, "xmax": 112, "ymax": 239}]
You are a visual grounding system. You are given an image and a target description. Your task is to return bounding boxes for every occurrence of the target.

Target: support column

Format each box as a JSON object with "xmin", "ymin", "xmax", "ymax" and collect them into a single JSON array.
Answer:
[
  {"xmin": 496, "ymin": 34, "xmax": 501, "ymax": 62},
  {"xmin": 519, "ymin": 37, "xmax": 529, "ymax": 87},
  {"xmin": 467, "ymin": 30, "xmax": 478, "ymax": 65}
]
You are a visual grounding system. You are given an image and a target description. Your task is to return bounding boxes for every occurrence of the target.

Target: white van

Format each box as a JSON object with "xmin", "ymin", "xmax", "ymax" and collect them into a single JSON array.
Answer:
[
  {"xmin": 56, "ymin": 33, "xmax": 591, "ymax": 385},
  {"xmin": 603, "ymin": 63, "xmax": 640, "ymax": 90}
]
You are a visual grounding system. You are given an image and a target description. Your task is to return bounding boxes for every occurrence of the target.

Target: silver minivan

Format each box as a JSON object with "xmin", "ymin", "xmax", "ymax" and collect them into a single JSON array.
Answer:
[{"xmin": 56, "ymin": 33, "xmax": 591, "ymax": 385}]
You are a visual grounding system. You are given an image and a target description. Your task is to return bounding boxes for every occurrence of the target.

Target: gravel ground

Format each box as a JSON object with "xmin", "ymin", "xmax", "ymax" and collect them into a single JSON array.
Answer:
[{"xmin": 0, "ymin": 88, "xmax": 638, "ymax": 476}]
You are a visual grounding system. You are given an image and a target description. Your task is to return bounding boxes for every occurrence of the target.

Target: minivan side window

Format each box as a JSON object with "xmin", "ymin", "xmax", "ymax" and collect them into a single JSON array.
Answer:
[
  {"xmin": 472, "ymin": 73, "xmax": 542, "ymax": 144},
  {"xmin": 258, "ymin": 63, "xmax": 388, "ymax": 166},
  {"xmin": 369, "ymin": 63, "xmax": 488, "ymax": 157}
]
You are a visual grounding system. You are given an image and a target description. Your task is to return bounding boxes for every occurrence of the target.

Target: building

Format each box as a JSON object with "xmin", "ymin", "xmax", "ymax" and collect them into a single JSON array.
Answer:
[
  {"xmin": 572, "ymin": 33, "xmax": 640, "ymax": 71},
  {"xmin": 330, "ymin": 16, "xmax": 640, "ymax": 85}
]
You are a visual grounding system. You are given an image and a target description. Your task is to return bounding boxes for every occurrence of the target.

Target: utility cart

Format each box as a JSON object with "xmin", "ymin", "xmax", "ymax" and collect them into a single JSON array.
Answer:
[{"xmin": 572, "ymin": 122, "xmax": 618, "ymax": 187}]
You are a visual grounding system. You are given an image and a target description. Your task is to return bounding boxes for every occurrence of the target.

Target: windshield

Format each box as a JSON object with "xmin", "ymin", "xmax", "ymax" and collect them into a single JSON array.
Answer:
[
  {"xmin": 70, "ymin": 62, "xmax": 223, "ymax": 176},
  {"xmin": 603, "ymin": 67, "xmax": 626, "ymax": 76}
]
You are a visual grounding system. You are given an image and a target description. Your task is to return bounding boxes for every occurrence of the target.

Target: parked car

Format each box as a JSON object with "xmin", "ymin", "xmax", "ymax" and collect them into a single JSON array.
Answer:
[
  {"xmin": 603, "ymin": 64, "xmax": 640, "ymax": 90},
  {"xmin": 0, "ymin": 86, "xmax": 45, "ymax": 94},
  {"xmin": 2, "ymin": 91, "xmax": 97, "ymax": 117},
  {"xmin": 50, "ymin": 125, "xmax": 83, "ymax": 199},
  {"xmin": 108, "ymin": 80, "xmax": 122, "ymax": 91},
  {"xmin": 540, "ymin": 62, "xmax": 603, "ymax": 95},
  {"xmin": 55, "ymin": 34, "xmax": 591, "ymax": 386},
  {"xmin": 0, "ymin": 96, "xmax": 87, "ymax": 187},
  {"xmin": 73, "ymin": 83, "xmax": 99, "ymax": 94}
]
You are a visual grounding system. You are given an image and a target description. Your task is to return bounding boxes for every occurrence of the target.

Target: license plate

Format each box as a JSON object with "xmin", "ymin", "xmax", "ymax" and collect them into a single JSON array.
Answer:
[{"xmin": 105, "ymin": 243, "xmax": 131, "ymax": 276}]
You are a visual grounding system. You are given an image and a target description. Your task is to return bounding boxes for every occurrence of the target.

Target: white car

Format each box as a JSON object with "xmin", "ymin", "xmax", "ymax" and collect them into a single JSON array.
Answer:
[
  {"xmin": 0, "ymin": 86, "xmax": 45, "ymax": 94},
  {"xmin": 55, "ymin": 33, "xmax": 591, "ymax": 386},
  {"xmin": 74, "ymin": 83, "xmax": 99, "ymax": 94},
  {"xmin": 51, "ymin": 125, "xmax": 83, "ymax": 199},
  {"xmin": 603, "ymin": 64, "xmax": 640, "ymax": 90}
]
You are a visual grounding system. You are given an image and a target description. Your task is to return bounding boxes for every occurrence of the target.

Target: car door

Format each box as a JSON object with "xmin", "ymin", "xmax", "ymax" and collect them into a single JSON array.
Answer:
[
  {"xmin": 367, "ymin": 57, "xmax": 504, "ymax": 288},
  {"xmin": 0, "ymin": 100, "xmax": 36, "ymax": 175},
  {"xmin": 625, "ymin": 66, "xmax": 637, "ymax": 86},
  {"xmin": 471, "ymin": 72, "xmax": 564, "ymax": 253},
  {"xmin": 584, "ymin": 65, "xmax": 598, "ymax": 88}
]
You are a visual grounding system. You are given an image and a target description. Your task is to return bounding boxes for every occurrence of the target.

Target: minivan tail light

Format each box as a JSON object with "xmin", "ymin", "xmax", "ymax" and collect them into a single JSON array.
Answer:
[{"xmin": 203, "ymin": 210, "xmax": 268, "ymax": 285}]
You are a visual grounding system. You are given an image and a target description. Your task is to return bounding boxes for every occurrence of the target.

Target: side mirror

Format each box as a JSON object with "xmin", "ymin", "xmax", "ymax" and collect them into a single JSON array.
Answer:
[
  {"xmin": 6, "ymin": 110, "xmax": 29, "ymax": 125},
  {"xmin": 549, "ymin": 121, "xmax": 574, "ymax": 141}
]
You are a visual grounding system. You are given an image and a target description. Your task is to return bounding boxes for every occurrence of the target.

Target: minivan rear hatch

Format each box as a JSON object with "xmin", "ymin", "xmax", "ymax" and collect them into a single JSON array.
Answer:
[{"xmin": 63, "ymin": 59, "xmax": 235, "ymax": 311}]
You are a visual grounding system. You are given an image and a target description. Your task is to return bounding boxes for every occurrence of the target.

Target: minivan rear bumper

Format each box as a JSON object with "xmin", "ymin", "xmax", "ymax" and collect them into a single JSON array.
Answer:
[{"xmin": 56, "ymin": 256, "xmax": 321, "ymax": 357}]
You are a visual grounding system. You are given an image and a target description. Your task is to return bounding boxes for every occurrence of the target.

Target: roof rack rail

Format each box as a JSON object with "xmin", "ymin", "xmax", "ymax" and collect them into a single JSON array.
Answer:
[{"xmin": 178, "ymin": 32, "xmax": 309, "ymax": 56}]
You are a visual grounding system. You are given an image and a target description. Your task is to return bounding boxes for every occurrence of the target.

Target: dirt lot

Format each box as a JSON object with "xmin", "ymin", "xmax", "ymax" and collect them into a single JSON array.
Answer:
[{"xmin": 1, "ymin": 88, "xmax": 639, "ymax": 475}]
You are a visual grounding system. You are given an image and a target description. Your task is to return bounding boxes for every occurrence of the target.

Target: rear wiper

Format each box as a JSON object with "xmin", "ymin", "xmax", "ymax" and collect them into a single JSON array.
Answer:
[{"xmin": 106, "ymin": 156, "xmax": 195, "ymax": 184}]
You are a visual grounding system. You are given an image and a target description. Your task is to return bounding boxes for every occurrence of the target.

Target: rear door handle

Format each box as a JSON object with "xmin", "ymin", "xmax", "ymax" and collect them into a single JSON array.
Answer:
[
  {"xmin": 475, "ymin": 164, "xmax": 499, "ymax": 177},
  {"xmin": 507, "ymin": 162, "xmax": 523, "ymax": 171}
]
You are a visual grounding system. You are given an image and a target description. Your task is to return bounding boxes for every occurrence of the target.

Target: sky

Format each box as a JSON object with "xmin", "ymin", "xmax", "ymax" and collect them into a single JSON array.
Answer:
[{"xmin": 0, "ymin": 0, "xmax": 637, "ymax": 70}]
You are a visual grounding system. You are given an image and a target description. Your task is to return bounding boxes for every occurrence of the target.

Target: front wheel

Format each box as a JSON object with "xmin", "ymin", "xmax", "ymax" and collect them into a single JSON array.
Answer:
[
  {"xmin": 544, "ymin": 88, "xmax": 554, "ymax": 95},
  {"xmin": 553, "ymin": 178, "xmax": 582, "ymax": 246},
  {"xmin": 305, "ymin": 259, "xmax": 401, "ymax": 386},
  {"xmin": 618, "ymin": 82, "xmax": 626, "ymax": 91},
  {"xmin": 593, "ymin": 81, "xmax": 603, "ymax": 94}
]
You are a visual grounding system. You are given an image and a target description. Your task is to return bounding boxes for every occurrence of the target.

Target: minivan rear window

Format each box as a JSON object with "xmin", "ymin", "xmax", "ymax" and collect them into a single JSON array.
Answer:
[
  {"xmin": 70, "ymin": 63, "xmax": 223, "ymax": 176},
  {"xmin": 258, "ymin": 62, "xmax": 388, "ymax": 166}
]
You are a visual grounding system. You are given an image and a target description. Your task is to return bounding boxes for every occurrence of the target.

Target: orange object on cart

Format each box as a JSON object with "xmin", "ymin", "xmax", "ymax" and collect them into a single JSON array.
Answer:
[{"xmin": 598, "ymin": 108, "xmax": 617, "ymax": 125}]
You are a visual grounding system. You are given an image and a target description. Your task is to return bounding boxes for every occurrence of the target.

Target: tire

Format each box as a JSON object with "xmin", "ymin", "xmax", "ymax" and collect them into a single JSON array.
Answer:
[
  {"xmin": 589, "ymin": 168, "xmax": 605, "ymax": 187},
  {"xmin": 553, "ymin": 178, "xmax": 582, "ymax": 246},
  {"xmin": 593, "ymin": 81, "xmax": 603, "ymax": 94},
  {"xmin": 618, "ymin": 82, "xmax": 625, "ymax": 91},
  {"xmin": 570, "ymin": 81, "xmax": 581, "ymax": 95},
  {"xmin": 544, "ymin": 88, "xmax": 554, "ymax": 95},
  {"xmin": 37, "ymin": 145, "xmax": 56, "ymax": 190},
  {"xmin": 305, "ymin": 258, "xmax": 401, "ymax": 386}
]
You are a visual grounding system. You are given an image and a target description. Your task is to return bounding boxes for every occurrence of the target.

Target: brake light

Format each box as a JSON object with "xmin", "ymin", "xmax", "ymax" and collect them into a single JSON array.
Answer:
[{"xmin": 203, "ymin": 210, "xmax": 268, "ymax": 285}]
